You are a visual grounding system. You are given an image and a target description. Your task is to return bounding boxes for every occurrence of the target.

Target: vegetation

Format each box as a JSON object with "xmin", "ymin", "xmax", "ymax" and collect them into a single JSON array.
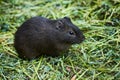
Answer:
[{"xmin": 0, "ymin": 0, "xmax": 120, "ymax": 80}]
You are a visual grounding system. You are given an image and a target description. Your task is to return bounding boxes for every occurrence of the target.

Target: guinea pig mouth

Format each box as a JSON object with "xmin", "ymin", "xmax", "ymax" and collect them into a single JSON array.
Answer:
[{"xmin": 74, "ymin": 36, "xmax": 85, "ymax": 44}]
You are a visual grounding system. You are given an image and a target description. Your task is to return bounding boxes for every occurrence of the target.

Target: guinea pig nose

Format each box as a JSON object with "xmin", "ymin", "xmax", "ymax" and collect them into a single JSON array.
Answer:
[{"xmin": 82, "ymin": 35, "xmax": 85, "ymax": 41}]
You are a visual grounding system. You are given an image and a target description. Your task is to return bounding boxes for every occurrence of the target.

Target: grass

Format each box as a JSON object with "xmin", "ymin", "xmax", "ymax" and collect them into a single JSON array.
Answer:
[{"xmin": 0, "ymin": 0, "xmax": 120, "ymax": 80}]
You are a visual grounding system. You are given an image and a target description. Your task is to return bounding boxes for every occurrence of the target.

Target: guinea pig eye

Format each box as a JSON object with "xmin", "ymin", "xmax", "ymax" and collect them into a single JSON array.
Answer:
[{"xmin": 69, "ymin": 31, "xmax": 75, "ymax": 35}]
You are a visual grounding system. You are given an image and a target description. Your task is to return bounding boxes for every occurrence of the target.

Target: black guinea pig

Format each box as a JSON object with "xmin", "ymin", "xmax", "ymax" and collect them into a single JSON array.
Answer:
[{"xmin": 14, "ymin": 16, "xmax": 85, "ymax": 60}]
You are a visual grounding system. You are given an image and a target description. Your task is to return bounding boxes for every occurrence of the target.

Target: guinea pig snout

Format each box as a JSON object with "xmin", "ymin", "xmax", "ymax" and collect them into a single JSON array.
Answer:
[
  {"xmin": 81, "ymin": 34, "xmax": 85, "ymax": 41},
  {"xmin": 77, "ymin": 34, "xmax": 85, "ymax": 43}
]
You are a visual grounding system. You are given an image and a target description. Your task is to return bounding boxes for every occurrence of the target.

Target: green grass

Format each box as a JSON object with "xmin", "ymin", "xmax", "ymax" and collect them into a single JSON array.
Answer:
[{"xmin": 0, "ymin": 0, "xmax": 120, "ymax": 80}]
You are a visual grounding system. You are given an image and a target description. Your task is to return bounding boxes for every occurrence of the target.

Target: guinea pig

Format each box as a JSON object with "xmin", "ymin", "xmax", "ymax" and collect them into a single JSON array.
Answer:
[{"xmin": 14, "ymin": 16, "xmax": 85, "ymax": 60}]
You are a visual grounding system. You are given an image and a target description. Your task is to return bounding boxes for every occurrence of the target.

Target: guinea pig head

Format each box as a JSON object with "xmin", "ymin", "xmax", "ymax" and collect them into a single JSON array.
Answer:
[{"xmin": 55, "ymin": 17, "xmax": 85, "ymax": 44}]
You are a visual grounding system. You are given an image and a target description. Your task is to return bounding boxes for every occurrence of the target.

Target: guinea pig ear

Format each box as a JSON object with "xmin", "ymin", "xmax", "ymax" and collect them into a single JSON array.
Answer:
[
  {"xmin": 56, "ymin": 20, "xmax": 64, "ymax": 31},
  {"xmin": 64, "ymin": 17, "xmax": 71, "ymax": 21}
]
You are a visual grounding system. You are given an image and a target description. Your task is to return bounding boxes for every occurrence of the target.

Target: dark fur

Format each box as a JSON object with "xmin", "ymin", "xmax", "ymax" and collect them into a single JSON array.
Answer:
[{"xmin": 14, "ymin": 16, "xmax": 85, "ymax": 60}]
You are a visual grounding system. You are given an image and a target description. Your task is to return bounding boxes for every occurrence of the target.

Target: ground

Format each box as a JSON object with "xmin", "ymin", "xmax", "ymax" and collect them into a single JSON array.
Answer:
[{"xmin": 0, "ymin": 0, "xmax": 120, "ymax": 80}]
